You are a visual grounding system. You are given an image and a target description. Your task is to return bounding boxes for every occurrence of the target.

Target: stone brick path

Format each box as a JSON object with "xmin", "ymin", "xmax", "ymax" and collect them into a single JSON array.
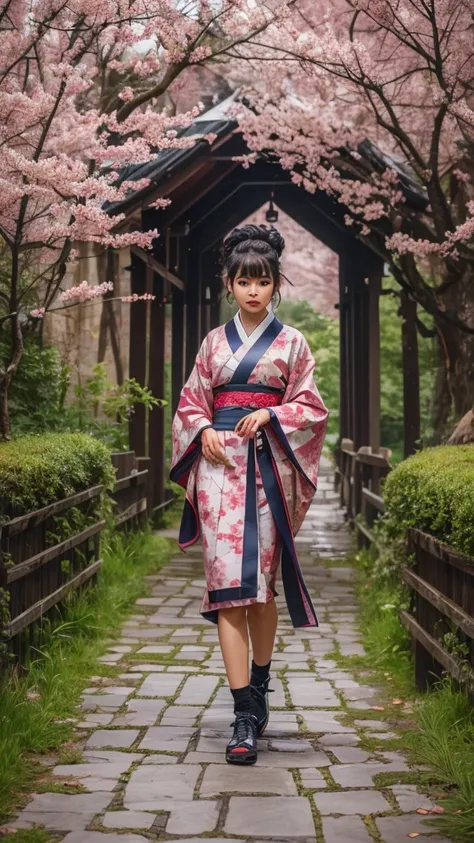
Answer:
[{"xmin": 13, "ymin": 458, "xmax": 452, "ymax": 842}]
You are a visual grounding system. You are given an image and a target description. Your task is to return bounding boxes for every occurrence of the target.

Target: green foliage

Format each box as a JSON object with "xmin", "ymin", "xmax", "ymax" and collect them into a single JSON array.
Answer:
[
  {"xmin": 406, "ymin": 680, "xmax": 474, "ymax": 843},
  {"xmin": 278, "ymin": 287, "xmax": 437, "ymax": 459},
  {"xmin": 277, "ymin": 300, "xmax": 340, "ymax": 442},
  {"xmin": 378, "ymin": 288, "xmax": 437, "ymax": 462},
  {"xmin": 66, "ymin": 363, "xmax": 164, "ymax": 450},
  {"xmin": 353, "ymin": 545, "xmax": 412, "ymax": 690},
  {"xmin": 0, "ymin": 529, "xmax": 171, "ymax": 822},
  {"xmin": 383, "ymin": 444, "xmax": 474, "ymax": 555},
  {"xmin": 0, "ymin": 334, "xmax": 69, "ymax": 435},
  {"xmin": 0, "ymin": 331, "xmax": 162, "ymax": 450},
  {"xmin": 0, "ymin": 432, "xmax": 115, "ymax": 516}
]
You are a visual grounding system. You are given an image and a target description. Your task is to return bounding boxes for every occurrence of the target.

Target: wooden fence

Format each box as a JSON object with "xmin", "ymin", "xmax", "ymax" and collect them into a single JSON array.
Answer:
[
  {"xmin": 336, "ymin": 440, "xmax": 474, "ymax": 691},
  {"xmin": 0, "ymin": 450, "xmax": 157, "ymax": 669},
  {"xmin": 400, "ymin": 529, "xmax": 474, "ymax": 692},
  {"xmin": 336, "ymin": 438, "xmax": 391, "ymax": 545}
]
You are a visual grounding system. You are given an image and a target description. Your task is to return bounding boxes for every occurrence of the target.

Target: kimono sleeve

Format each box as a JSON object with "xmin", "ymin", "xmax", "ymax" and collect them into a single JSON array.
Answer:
[
  {"xmin": 268, "ymin": 332, "xmax": 328, "ymax": 490},
  {"xmin": 169, "ymin": 334, "xmax": 214, "ymax": 488}
]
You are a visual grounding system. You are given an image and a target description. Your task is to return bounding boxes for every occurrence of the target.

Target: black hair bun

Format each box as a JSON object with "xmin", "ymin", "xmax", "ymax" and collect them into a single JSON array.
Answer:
[{"xmin": 223, "ymin": 224, "xmax": 285, "ymax": 260}]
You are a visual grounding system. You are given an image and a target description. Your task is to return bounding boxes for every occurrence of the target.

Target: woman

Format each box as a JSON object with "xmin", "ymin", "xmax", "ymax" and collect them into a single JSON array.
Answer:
[{"xmin": 170, "ymin": 224, "xmax": 328, "ymax": 765}]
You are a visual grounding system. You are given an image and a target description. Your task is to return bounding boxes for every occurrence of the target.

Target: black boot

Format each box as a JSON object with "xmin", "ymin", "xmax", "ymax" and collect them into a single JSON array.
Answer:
[
  {"xmin": 250, "ymin": 676, "xmax": 272, "ymax": 737},
  {"xmin": 226, "ymin": 711, "xmax": 258, "ymax": 765}
]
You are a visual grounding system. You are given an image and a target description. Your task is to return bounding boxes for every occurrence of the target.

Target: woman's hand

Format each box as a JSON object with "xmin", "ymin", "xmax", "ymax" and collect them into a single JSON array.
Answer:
[
  {"xmin": 201, "ymin": 428, "xmax": 233, "ymax": 467},
  {"xmin": 235, "ymin": 409, "xmax": 271, "ymax": 439}
]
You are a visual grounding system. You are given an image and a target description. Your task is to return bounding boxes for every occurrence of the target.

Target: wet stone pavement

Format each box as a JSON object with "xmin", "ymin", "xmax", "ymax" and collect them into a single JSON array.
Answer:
[{"xmin": 13, "ymin": 458, "xmax": 452, "ymax": 842}]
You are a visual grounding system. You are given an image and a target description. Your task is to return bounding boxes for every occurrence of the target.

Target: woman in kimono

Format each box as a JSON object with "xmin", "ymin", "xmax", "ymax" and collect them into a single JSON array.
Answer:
[{"xmin": 170, "ymin": 225, "xmax": 328, "ymax": 764}]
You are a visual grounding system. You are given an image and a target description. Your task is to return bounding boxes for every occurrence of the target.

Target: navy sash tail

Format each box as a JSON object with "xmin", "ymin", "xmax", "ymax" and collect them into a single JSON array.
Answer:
[{"xmin": 258, "ymin": 431, "xmax": 317, "ymax": 628}]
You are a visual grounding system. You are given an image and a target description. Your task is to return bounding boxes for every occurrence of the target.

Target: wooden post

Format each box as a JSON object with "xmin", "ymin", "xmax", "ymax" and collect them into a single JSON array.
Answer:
[
  {"xmin": 129, "ymin": 252, "xmax": 148, "ymax": 456},
  {"xmin": 148, "ymin": 273, "xmax": 166, "ymax": 510},
  {"xmin": 400, "ymin": 290, "xmax": 421, "ymax": 457},
  {"xmin": 171, "ymin": 286, "xmax": 185, "ymax": 414},
  {"xmin": 368, "ymin": 271, "xmax": 381, "ymax": 453},
  {"xmin": 185, "ymin": 247, "xmax": 201, "ymax": 379},
  {"xmin": 202, "ymin": 249, "xmax": 222, "ymax": 332}
]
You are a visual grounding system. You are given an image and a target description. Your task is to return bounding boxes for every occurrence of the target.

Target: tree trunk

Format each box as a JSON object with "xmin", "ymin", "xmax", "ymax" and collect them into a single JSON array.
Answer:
[
  {"xmin": 432, "ymin": 270, "xmax": 474, "ymax": 442},
  {"xmin": 0, "ymin": 314, "xmax": 25, "ymax": 441},
  {"xmin": 447, "ymin": 409, "xmax": 474, "ymax": 445},
  {"xmin": 0, "ymin": 370, "xmax": 13, "ymax": 440}
]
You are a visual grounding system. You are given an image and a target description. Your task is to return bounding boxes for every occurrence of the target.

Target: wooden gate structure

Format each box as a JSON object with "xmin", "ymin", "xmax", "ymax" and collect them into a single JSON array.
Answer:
[{"xmin": 108, "ymin": 98, "xmax": 426, "ymax": 513}]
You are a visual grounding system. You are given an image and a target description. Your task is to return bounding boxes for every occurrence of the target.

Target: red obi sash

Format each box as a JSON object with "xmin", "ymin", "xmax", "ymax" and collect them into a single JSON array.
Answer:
[{"xmin": 214, "ymin": 390, "xmax": 283, "ymax": 410}]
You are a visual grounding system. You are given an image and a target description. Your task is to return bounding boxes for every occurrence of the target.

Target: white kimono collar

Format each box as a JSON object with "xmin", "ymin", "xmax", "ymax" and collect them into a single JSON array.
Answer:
[{"xmin": 234, "ymin": 308, "xmax": 275, "ymax": 344}]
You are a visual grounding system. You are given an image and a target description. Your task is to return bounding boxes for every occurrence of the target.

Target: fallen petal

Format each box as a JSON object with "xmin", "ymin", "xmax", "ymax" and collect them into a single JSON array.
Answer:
[
  {"xmin": 392, "ymin": 698, "xmax": 404, "ymax": 705},
  {"xmin": 431, "ymin": 806, "xmax": 445, "ymax": 815},
  {"xmin": 408, "ymin": 834, "xmax": 420, "ymax": 839},
  {"xmin": 371, "ymin": 705, "xmax": 385, "ymax": 711},
  {"xmin": 416, "ymin": 809, "xmax": 429, "ymax": 815}
]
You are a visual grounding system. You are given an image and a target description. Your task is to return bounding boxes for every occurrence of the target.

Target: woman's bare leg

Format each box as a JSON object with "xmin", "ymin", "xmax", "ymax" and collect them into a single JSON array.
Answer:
[
  {"xmin": 247, "ymin": 599, "xmax": 278, "ymax": 666},
  {"xmin": 218, "ymin": 606, "xmax": 249, "ymax": 689}
]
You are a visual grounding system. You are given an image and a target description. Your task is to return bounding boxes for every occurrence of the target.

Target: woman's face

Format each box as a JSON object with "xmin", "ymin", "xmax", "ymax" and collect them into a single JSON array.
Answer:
[{"xmin": 230, "ymin": 271, "xmax": 275, "ymax": 317}]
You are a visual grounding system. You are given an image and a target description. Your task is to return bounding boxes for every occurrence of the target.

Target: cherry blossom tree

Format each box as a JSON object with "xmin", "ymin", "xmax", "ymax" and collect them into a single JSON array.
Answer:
[
  {"xmin": 0, "ymin": 0, "xmax": 295, "ymax": 440},
  {"xmin": 235, "ymin": 0, "xmax": 474, "ymax": 436}
]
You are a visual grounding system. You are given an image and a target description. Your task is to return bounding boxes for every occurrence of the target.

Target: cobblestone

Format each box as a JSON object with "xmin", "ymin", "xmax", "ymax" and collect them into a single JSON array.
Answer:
[{"xmin": 10, "ymin": 458, "xmax": 453, "ymax": 843}]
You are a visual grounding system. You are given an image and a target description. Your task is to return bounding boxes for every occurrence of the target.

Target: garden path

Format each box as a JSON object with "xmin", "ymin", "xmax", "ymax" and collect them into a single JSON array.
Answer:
[{"xmin": 13, "ymin": 458, "xmax": 452, "ymax": 843}]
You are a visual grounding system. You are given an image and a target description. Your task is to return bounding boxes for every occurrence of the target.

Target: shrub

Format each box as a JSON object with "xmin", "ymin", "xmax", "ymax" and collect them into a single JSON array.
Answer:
[
  {"xmin": 0, "ymin": 335, "xmax": 69, "ymax": 436},
  {"xmin": 383, "ymin": 444, "xmax": 474, "ymax": 555},
  {"xmin": 0, "ymin": 433, "xmax": 115, "ymax": 517}
]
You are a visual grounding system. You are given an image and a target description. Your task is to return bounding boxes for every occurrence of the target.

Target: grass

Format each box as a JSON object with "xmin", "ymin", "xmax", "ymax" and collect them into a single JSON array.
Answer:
[
  {"xmin": 0, "ymin": 528, "xmax": 172, "ymax": 822},
  {"xmin": 349, "ymin": 546, "xmax": 474, "ymax": 842}
]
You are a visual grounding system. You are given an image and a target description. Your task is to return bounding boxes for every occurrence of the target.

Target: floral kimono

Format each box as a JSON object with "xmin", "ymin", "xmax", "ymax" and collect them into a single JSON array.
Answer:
[{"xmin": 170, "ymin": 310, "xmax": 328, "ymax": 628}]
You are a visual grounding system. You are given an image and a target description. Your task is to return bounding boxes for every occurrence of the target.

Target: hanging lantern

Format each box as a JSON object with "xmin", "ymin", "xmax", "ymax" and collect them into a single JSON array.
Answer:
[{"xmin": 266, "ymin": 192, "xmax": 278, "ymax": 223}]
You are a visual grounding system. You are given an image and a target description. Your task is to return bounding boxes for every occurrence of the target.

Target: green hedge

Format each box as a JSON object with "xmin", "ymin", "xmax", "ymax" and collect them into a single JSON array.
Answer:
[
  {"xmin": 383, "ymin": 445, "xmax": 474, "ymax": 556},
  {"xmin": 0, "ymin": 433, "xmax": 115, "ymax": 516}
]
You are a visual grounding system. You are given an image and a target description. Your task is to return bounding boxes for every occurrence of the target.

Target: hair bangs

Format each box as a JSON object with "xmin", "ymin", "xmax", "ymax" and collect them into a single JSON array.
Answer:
[{"xmin": 231, "ymin": 253, "xmax": 274, "ymax": 282}]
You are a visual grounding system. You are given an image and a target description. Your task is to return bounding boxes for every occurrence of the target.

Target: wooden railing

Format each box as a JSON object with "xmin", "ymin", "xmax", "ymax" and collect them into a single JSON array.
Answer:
[
  {"xmin": 0, "ymin": 450, "xmax": 156, "ymax": 669},
  {"xmin": 336, "ymin": 441, "xmax": 474, "ymax": 692},
  {"xmin": 111, "ymin": 451, "xmax": 149, "ymax": 528},
  {"xmin": 0, "ymin": 484, "xmax": 105, "ymax": 667},
  {"xmin": 400, "ymin": 529, "xmax": 474, "ymax": 692},
  {"xmin": 336, "ymin": 438, "xmax": 391, "ymax": 546}
]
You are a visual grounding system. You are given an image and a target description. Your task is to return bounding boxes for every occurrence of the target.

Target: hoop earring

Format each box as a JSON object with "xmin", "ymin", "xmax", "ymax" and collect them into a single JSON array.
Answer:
[
  {"xmin": 272, "ymin": 291, "xmax": 281, "ymax": 309},
  {"xmin": 226, "ymin": 291, "xmax": 235, "ymax": 305}
]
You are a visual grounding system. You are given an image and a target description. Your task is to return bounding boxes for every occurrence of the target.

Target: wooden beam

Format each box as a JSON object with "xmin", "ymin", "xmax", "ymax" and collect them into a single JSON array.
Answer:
[
  {"xmin": 400, "ymin": 290, "xmax": 421, "ymax": 457},
  {"xmin": 115, "ymin": 498, "xmax": 148, "ymax": 527},
  {"xmin": 400, "ymin": 610, "xmax": 465, "ymax": 687},
  {"xmin": 403, "ymin": 569, "xmax": 474, "ymax": 640},
  {"xmin": 129, "ymin": 251, "xmax": 148, "ymax": 456},
  {"xmin": 408, "ymin": 528, "xmax": 474, "ymax": 575},
  {"xmin": 7, "ymin": 521, "xmax": 105, "ymax": 584},
  {"xmin": 6, "ymin": 560, "xmax": 103, "ymax": 639},
  {"xmin": 362, "ymin": 487, "xmax": 385, "ymax": 512},
  {"xmin": 2, "ymin": 485, "xmax": 103, "ymax": 537},
  {"xmin": 148, "ymin": 273, "xmax": 166, "ymax": 509},
  {"xmin": 163, "ymin": 162, "xmax": 238, "ymax": 225},
  {"xmin": 131, "ymin": 246, "xmax": 185, "ymax": 291}
]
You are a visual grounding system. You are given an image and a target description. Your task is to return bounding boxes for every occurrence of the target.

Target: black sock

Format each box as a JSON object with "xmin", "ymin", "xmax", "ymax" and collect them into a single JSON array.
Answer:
[
  {"xmin": 231, "ymin": 685, "xmax": 253, "ymax": 714},
  {"xmin": 251, "ymin": 659, "xmax": 271, "ymax": 686}
]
